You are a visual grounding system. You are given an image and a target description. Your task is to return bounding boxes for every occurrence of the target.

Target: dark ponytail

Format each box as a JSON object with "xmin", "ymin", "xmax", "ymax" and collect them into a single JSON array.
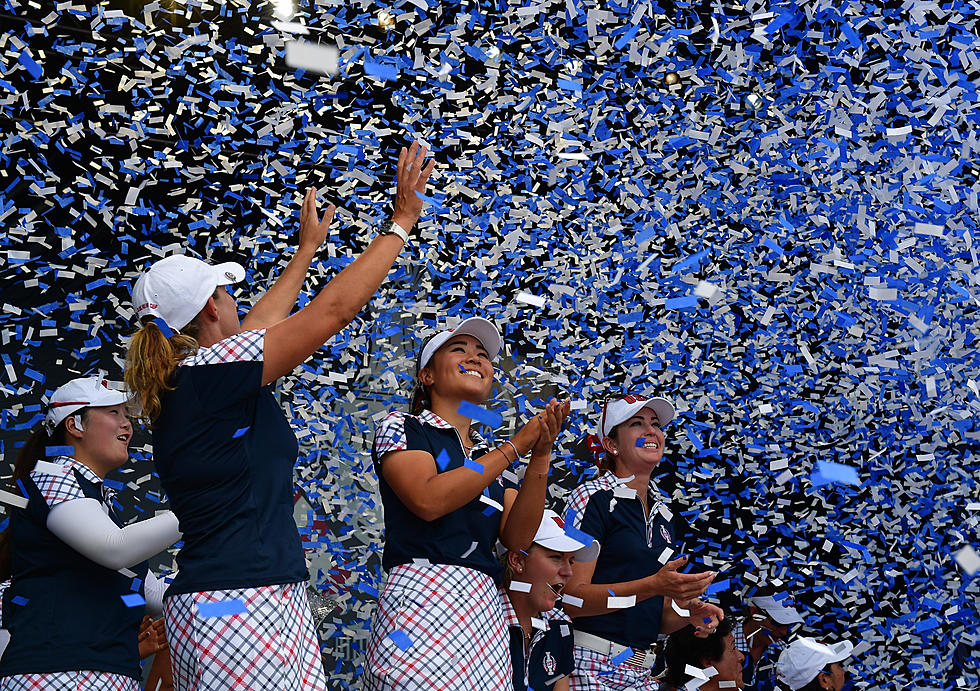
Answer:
[
  {"xmin": 409, "ymin": 382, "xmax": 430, "ymax": 415},
  {"xmin": 0, "ymin": 414, "xmax": 84, "ymax": 580}
]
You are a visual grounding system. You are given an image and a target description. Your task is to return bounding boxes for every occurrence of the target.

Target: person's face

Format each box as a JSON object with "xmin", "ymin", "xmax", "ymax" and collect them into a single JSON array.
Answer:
[
  {"xmin": 70, "ymin": 404, "xmax": 132, "ymax": 470},
  {"xmin": 707, "ymin": 633, "xmax": 745, "ymax": 689},
  {"xmin": 820, "ymin": 662, "xmax": 846, "ymax": 691},
  {"xmin": 513, "ymin": 546, "xmax": 575, "ymax": 613},
  {"xmin": 420, "ymin": 334, "xmax": 494, "ymax": 403},
  {"xmin": 761, "ymin": 616, "xmax": 790, "ymax": 641},
  {"xmin": 603, "ymin": 407, "xmax": 666, "ymax": 472},
  {"xmin": 214, "ymin": 286, "xmax": 241, "ymax": 337}
]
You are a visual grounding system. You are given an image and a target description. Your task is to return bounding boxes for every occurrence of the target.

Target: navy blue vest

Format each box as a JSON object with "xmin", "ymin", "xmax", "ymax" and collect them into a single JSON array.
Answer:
[{"xmin": 0, "ymin": 468, "xmax": 148, "ymax": 680}]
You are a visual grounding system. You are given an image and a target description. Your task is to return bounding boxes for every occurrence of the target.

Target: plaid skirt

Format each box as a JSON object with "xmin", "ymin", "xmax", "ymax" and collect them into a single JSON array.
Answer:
[
  {"xmin": 571, "ymin": 645, "xmax": 662, "ymax": 691},
  {"xmin": 0, "ymin": 672, "xmax": 138, "ymax": 691},
  {"xmin": 163, "ymin": 581, "xmax": 326, "ymax": 691},
  {"xmin": 364, "ymin": 563, "xmax": 511, "ymax": 690}
]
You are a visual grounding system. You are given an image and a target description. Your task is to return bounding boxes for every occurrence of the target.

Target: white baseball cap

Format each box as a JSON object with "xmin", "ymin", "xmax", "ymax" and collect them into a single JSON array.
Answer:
[
  {"xmin": 776, "ymin": 637, "xmax": 853, "ymax": 690},
  {"xmin": 599, "ymin": 394, "xmax": 675, "ymax": 438},
  {"xmin": 532, "ymin": 510, "xmax": 599, "ymax": 562},
  {"xmin": 416, "ymin": 317, "xmax": 503, "ymax": 372},
  {"xmin": 749, "ymin": 595, "xmax": 805, "ymax": 625},
  {"xmin": 132, "ymin": 255, "xmax": 245, "ymax": 331},
  {"xmin": 45, "ymin": 376, "xmax": 129, "ymax": 432}
]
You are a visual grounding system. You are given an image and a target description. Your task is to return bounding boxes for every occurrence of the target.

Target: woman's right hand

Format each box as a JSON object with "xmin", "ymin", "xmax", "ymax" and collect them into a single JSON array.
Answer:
[
  {"xmin": 391, "ymin": 141, "xmax": 436, "ymax": 232},
  {"xmin": 646, "ymin": 556, "xmax": 716, "ymax": 601},
  {"xmin": 510, "ymin": 414, "xmax": 543, "ymax": 458}
]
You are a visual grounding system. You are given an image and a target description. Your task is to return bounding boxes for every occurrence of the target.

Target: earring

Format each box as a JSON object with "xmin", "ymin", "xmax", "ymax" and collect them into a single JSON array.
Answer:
[{"xmin": 612, "ymin": 449, "xmax": 618, "ymax": 456}]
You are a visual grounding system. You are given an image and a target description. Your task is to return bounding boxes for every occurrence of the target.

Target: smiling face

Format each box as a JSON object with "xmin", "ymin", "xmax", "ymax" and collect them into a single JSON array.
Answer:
[
  {"xmin": 419, "ymin": 334, "xmax": 494, "ymax": 404},
  {"xmin": 509, "ymin": 545, "xmax": 575, "ymax": 614},
  {"xmin": 603, "ymin": 406, "xmax": 666, "ymax": 474},
  {"xmin": 67, "ymin": 403, "xmax": 132, "ymax": 475}
]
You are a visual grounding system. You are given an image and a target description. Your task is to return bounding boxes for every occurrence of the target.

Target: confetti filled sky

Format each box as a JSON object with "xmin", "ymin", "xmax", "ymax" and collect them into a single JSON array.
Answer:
[{"xmin": 1, "ymin": 0, "xmax": 979, "ymax": 687}]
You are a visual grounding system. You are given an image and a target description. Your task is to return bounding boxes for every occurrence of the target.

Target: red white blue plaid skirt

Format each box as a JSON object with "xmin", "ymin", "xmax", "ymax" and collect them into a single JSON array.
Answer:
[
  {"xmin": 163, "ymin": 581, "xmax": 326, "ymax": 691},
  {"xmin": 364, "ymin": 563, "xmax": 511, "ymax": 690},
  {"xmin": 0, "ymin": 672, "xmax": 138, "ymax": 690},
  {"xmin": 571, "ymin": 645, "xmax": 661, "ymax": 691}
]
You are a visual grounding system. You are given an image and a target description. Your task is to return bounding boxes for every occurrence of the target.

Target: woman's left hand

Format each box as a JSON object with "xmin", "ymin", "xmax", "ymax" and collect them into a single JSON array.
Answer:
[
  {"xmin": 688, "ymin": 600, "xmax": 725, "ymax": 638},
  {"xmin": 530, "ymin": 398, "xmax": 571, "ymax": 461}
]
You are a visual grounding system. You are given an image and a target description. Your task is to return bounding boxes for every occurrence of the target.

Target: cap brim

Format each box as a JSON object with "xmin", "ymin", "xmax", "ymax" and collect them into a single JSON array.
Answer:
[
  {"xmin": 535, "ymin": 535, "xmax": 600, "ymax": 562},
  {"xmin": 603, "ymin": 396, "xmax": 675, "ymax": 438},
  {"xmin": 826, "ymin": 640, "xmax": 853, "ymax": 663},
  {"xmin": 213, "ymin": 262, "xmax": 245, "ymax": 285},
  {"xmin": 452, "ymin": 318, "xmax": 502, "ymax": 360}
]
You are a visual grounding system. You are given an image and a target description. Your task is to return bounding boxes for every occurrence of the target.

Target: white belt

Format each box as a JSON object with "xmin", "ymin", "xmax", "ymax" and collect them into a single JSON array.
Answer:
[{"xmin": 573, "ymin": 630, "xmax": 659, "ymax": 670}]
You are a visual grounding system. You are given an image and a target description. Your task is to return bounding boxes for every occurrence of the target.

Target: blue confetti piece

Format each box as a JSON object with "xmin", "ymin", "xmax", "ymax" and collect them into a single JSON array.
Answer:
[
  {"xmin": 45, "ymin": 445, "xmax": 74, "ymax": 457},
  {"xmin": 705, "ymin": 578, "xmax": 729, "ymax": 595},
  {"xmin": 232, "ymin": 426, "xmax": 250, "ymax": 438},
  {"xmin": 914, "ymin": 617, "xmax": 940, "ymax": 633},
  {"xmin": 435, "ymin": 449, "xmax": 451, "ymax": 471},
  {"xmin": 18, "ymin": 52, "xmax": 43, "ymax": 79},
  {"xmin": 364, "ymin": 61, "xmax": 399, "ymax": 81},
  {"xmin": 11, "ymin": 596, "xmax": 29, "ymax": 606},
  {"xmin": 387, "ymin": 629, "xmax": 414, "ymax": 651},
  {"xmin": 635, "ymin": 437, "xmax": 646, "ymax": 447},
  {"xmin": 131, "ymin": 577, "xmax": 142, "ymax": 592},
  {"xmin": 457, "ymin": 400, "xmax": 503, "ymax": 428},
  {"xmin": 463, "ymin": 458, "xmax": 484, "ymax": 473},
  {"xmin": 609, "ymin": 647, "xmax": 634, "ymax": 666},
  {"xmin": 197, "ymin": 599, "xmax": 248, "ymax": 619},
  {"xmin": 120, "ymin": 593, "xmax": 146, "ymax": 607},
  {"xmin": 153, "ymin": 317, "xmax": 174, "ymax": 338},
  {"xmin": 811, "ymin": 460, "xmax": 860, "ymax": 486}
]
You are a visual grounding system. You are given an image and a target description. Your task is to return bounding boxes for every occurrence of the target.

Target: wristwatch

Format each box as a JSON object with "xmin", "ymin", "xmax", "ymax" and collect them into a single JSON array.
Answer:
[{"xmin": 378, "ymin": 219, "xmax": 409, "ymax": 244}]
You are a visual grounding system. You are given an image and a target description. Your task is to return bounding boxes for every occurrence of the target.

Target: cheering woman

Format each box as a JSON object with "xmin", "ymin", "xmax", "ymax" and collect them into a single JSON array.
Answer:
[
  {"xmin": 364, "ymin": 317, "xmax": 570, "ymax": 689},
  {"xmin": 125, "ymin": 143, "xmax": 434, "ymax": 691}
]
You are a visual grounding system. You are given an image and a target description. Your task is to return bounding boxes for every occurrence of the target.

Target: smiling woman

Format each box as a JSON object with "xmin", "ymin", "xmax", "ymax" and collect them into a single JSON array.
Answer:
[
  {"xmin": 0, "ymin": 376, "xmax": 181, "ymax": 691},
  {"xmin": 364, "ymin": 317, "xmax": 570, "ymax": 690}
]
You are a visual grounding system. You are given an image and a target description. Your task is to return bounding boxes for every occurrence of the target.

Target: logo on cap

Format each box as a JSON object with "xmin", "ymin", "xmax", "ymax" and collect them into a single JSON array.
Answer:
[
  {"xmin": 225, "ymin": 271, "xmax": 235, "ymax": 281},
  {"xmin": 551, "ymin": 515, "xmax": 565, "ymax": 529},
  {"xmin": 543, "ymin": 652, "xmax": 557, "ymax": 676}
]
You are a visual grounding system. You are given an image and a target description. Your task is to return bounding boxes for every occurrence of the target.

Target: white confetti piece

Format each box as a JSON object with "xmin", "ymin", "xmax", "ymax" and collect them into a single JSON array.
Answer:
[
  {"xmin": 515, "ymin": 291, "xmax": 547, "ymax": 307},
  {"xmin": 284, "ymin": 40, "xmax": 338, "ymax": 76},
  {"xmin": 953, "ymin": 546, "xmax": 980, "ymax": 575},
  {"xmin": 607, "ymin": 595, "xmax": 636, "ymax": 609},
  {"xmin": 561, "ymin": 594, "xmax": 584, "ymax": 608},
  {"xmin": 0, "ymin": 490, "xmax": 28, "ymax": 509},
  {"xmin": 508, "ymin": 580, "xmax": 531, "ymax": 593}
]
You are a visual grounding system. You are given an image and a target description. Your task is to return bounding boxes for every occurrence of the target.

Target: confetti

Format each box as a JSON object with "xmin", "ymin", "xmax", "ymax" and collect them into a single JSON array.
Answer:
[
  {"xmin": 284, "ymin": 40, "xmax": 339, "ymax": 76},
  {"xmin": 196, "ymin": 599, "xmax": 248, "ymax": 619},
  {"xmin": 120, "ymin": 593, "xmax": 146, "ymax": 607},
  {"xmin": 456, "ymin": 401, "xmax": 503, "ymax": 429},
  {"xmin": 509, "ymin": 581, "xmax": 531, "ymax": 593},
  {"xmin": 43, "ymin": 447, "xmax": 74, "ymax": 458},
  {"xmin": 387, "ymin": 630, "xmax": 414, "ymax": 651}
]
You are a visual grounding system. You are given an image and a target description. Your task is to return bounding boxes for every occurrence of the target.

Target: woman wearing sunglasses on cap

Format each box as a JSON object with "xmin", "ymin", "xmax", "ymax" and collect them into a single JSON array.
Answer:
[
  {"xmin": 499, "ymin": 510, "xmax": 599, "ymax": 691},
  {"xmin": 0, "ymin": 376, "xmax": 181, "ymax": 690},
  {"xmin": 124, "ymin": 143, "xmax": 435, "ymax": 691},
  {"xmin": 363, "ymin": 317, "xmax": 570, "ymax": 690},
  {"xmin": 562, "ymin": 394, "xmax": 723, "ymax": 690}
]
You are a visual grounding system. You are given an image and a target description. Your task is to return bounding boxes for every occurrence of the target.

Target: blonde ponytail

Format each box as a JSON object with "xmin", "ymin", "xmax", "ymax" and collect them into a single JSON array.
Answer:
[{"xmin": 124, "ymin": 319, "xmax": 200, "ymax": 423}]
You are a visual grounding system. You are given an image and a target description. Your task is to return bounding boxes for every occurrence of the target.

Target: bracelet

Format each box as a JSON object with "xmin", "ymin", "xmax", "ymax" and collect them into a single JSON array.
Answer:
[
  {"xmin": 378, "ymin": 219, "xmax": 409, "ymax": 244},
  {"xmin": 503, "ymin": 440, "xmax": 521, "ymax": 462}
]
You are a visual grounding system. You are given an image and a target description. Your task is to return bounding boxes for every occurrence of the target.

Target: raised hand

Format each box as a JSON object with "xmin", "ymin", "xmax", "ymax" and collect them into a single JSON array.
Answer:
[
  {"xmin": 689, "ymin": 600, "xmax": 725, "ymax": 638},
  {"xmin": 391, "ymin": 141, "xmax": 436, "ymax": 231},
  {"xmin": 648, "ymin": 556, "xmax": 716, "ymax": 601},
  {"xmin": 298, "ymin": 187, "xmax": 336, "ymax": 256},
  {"xmin": 531, "ymin": 398, "xmax": 571, "ymax": 460}
]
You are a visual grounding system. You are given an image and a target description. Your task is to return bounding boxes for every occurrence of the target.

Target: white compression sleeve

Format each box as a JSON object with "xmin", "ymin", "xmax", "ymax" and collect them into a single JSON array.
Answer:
[
  {"xmin": 143, "ymin": 571, "xmax": 168, "ymax": 617},
  {"xmin": 46, "ymin": 499, "xmax": 181, "ymax": 572}
]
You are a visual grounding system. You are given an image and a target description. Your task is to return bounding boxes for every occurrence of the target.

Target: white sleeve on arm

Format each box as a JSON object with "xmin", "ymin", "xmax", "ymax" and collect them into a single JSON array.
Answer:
[
  {"xmin": 144, "ymin": 571, "xmax": 168, "ymax": 617},
  {"xmin": 46, "ymin": 499, "xmax": 181, "ymax": 572}
]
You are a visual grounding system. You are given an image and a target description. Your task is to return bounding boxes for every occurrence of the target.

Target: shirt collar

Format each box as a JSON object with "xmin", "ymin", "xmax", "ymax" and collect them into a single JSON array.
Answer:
[
  {"xmin": 418, "ymin": 409, "xmax": 486, "ymax": 446},
  {"xmin": 497, "ymin": 588, "xmax": 522, "ymax": 629},
  {"xmin": 53, "ymin": 456, "xmax": 112, "ymax": 503},
  {"xmin": 595, "ymin": 471, "xmax": 667, "ymax": 501}
]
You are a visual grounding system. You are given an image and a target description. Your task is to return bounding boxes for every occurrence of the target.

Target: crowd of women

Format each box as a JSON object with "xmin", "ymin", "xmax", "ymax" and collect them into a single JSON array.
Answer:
[{"xmin": 0, "ymin": 143, "xmax": 856, "ymax": 691}]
